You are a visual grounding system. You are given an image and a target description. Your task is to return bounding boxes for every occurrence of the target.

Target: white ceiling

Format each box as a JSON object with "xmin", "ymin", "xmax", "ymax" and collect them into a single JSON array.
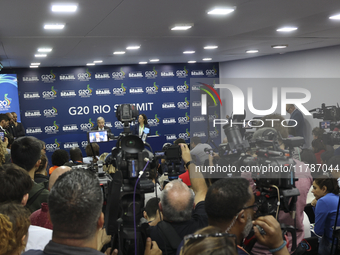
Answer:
[{"xmin": 2, "ymin": 0, "xmax": 340, "ymax": 68}]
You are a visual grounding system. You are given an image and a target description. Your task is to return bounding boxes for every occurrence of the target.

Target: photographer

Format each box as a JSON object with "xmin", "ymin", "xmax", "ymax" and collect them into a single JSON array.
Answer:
[
  {"xmin": 204, "ymin": 178, "xmax": 289, "ymax": 255},
  {"xmin": 250, "ymin": 114, "xmax": 313, "ymax": 255},
  {"xmin": 150, "ymin": 143, "xmax": 208, "ymax": 255}
]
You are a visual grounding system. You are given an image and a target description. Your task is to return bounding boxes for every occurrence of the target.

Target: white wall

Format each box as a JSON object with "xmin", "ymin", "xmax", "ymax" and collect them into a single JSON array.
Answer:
[{"xmin": 218, "ymin": 45, "xmax": 340, "ymax": 147}]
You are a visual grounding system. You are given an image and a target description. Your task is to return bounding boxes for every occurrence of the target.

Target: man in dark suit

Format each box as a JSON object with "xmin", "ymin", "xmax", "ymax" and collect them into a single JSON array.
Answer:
[
  {"xmin": 286, "ymin": 104, "xmax": 305, "ymax": 138},
  {"xmin": 91, "ymin": 116, "xmax": 111, "ymax": 133},
  {"xmin": 12, "ymin": 112, "xmax": 25, "ymax": 137}
]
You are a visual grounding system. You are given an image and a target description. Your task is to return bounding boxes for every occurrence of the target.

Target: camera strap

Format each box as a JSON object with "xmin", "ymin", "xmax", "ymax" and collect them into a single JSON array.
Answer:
[{"xmin": 157, "ymin": 221, "xmax": 182, "ymax": 250}]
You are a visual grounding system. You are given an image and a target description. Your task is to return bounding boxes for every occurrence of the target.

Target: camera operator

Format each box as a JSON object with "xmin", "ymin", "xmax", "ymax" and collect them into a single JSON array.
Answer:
[
  {"xmin": 250, "ymin": 113, "xmax": 313, "ymax": 255},
  {"xmin": 150, "ymin": 143, "xmax": 208, "ymax": 255},
  {"xmin": 204, "ymin": 178, "xmax": 289, "ymax": 255}
]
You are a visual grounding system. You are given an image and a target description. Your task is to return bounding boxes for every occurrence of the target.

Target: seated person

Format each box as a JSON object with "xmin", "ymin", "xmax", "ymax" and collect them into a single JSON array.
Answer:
[
  {"xmin": 91, "ymin": 116, "xmax": 112, "ymax": 133},
  {"xmin": 311, "ymin": 178, "xmax": 340, "ymax": 255},
  {"xmin": 49, "ymin": 149, "xmax": 69, "ymax": 175},
  {"xmin": 0, "ymin": 203, "xmax": 31, "ymax": 255},
  {"xmin": 64, "ymin": 147, "xmax": 85, "ymax": 167},
  {"xmin": 34, "ymin": 154, "xmax": 49, "ymax": 186},
  {"xmin": 132, "ymin": 114, "xmax": 150, "ymax": 138}
]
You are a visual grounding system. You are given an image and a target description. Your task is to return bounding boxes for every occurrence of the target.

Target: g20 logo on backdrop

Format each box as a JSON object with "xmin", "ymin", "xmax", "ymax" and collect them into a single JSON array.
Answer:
[
  {"xmin": 177, "ymin": 97, "xmax": 190, "ymax": 109},
  {"xmin": 41, "ymin": 70, "xmax": 56, "ymax": 83},
  {"xmin": 145, "ymin": 67, "xmax": 158, "ymax": 79},
  {"xmin": 46, "ymin": 139, "xmax": 60, "ymax": 153},
  {"xmin": 176, "ymin": 66, "xmax": 189, "ymax": 78},
  {"xmin": 0, "ymin": 94, "xmax": 12, "ymax": 110},
  {"xmin": 205, "ymin": 66, "xmax": 218, "ymax": 77},
  {"xmin": 112, "ymin": 84, "xmax": 126, "ymax": 96},
  {"xmin": 177, "ymin": 81, "xmax": 189, "ymax": 93},
  {"xmin": 147, "ymin": 114, "xmax": 160, "ymax": 127},
  {"xmin": 112, "ymin": 68, "xmax": 126, "ymax": 80},
  {"xmin": 78, "ymin": 85, "xmax": 93, "ymax": 98},
  {"xmin": 80, "ymin": 118, "xmax": 94, "ymax": 131},
  {"xmin": 115, "ymin": 121, "xmax": 125, "ymax": 129},
  {"xmin": 146, "ymin": 82, "xmax": 159, "ymax": 95},
  {"xmin": 43, "ymin": 107, "xmax": 58, "ymax": 118},
  {"xmin": 178, "ymin": 113, "xmax": 190, "ymax": 125},
  {"xmin": 178, "ymin": 129, "xmax": 190, "ymax": 140},
  {"xmin": 78, "ymin": 69, "xmax": 92, "ymax": 81},
  {"xmin": 45, "ymin": 121, "xmax": 60, "ymax": 134},
  {"xmin": 81, "ymin": 141, "xmax": 88, "ymax": 149},
  {"xmin": 42, "ymin": 86, "xmax": 57, "ymax": 100}
]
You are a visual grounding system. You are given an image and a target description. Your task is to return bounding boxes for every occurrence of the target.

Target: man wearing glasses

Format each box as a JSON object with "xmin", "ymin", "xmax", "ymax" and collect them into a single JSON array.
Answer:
[{"xmin": 204, "ymin": 178, "xmax": 289, "ymax": 255}]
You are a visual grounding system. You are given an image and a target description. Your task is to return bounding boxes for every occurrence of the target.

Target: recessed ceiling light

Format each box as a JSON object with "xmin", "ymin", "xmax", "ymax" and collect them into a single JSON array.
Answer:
[
  {"xmin": 203, "ymin": 58, "xmax": 212, "ymax": 61},
  {"xmin": 171, "ymin": 25, "xmax": 192, "ymax": 30},
  {"xmin": 93, "ymin": 60, "xmax": 103, "ymax": 63},
  {"xmin": 126, "ymin": 46, "xmax": 140, "ymax": 50},
  {"xmin": 38, "ymin": 48, "xmax": 52, "ymax": 52},
  {"xmin": 44, "ymin": 24, "xmax": 65, "ymax": 30},
  {"xmin": 276, "ymin": 27, "xmax": 297, "ymax": 32},
  {"xmin": 207, "ymin": 8, "xmax": 235, "ymax": 15},
  {"xmin": 52, "ymin": 4, "xmax": 78, "ymax": 12},
  {"xmin": 204, "ymin": 45, "xmax": 218, "ymax": 49},
  {"xmin": 139, "ymin": 62, "xmax": 148, "ymax": 64},
  {"xmin": 183, "ymin": 51, "xmax": 195, "ymax": 54},
  {"xmin": 188, "ymin": 61, "xmax": 196, "ymax": 63},
  {"xmin": 150, "ymin": 59, "xmax": 159, "ymax": 62},
  {"xmin": 30, "ymin": 66, "xmax": 39, "ymax": 68},
  {"xmin": 31, "ymin": 63, "xmax": 40, "ymax": 66},
  {"xmin": 86, "ymin": 63, "xmax": 95, "ymax": 66},
  {"xmin": 113, "ymin": 51, "xmax": 125, "ymax": 55},
  {"xmin": 272, "ymin": 45, "xmax": 287, "ymax": 49},
  {"xmin": 246, "ymin": 50, "xmax": 259, "ymax": 53},
  {"xmin": 329, "ymin": 14, "xmax": 340, "ymax": 20},
  {"xmin": 35, "ymin": 54, "xmax": 47, "ymax": 57}
]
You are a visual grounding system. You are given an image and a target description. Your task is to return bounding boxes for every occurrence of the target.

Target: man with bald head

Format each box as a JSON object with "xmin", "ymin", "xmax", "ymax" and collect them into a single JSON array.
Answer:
[{"xmin": 150, "ymin": 143, "xmax": 208, "ymax": 255}]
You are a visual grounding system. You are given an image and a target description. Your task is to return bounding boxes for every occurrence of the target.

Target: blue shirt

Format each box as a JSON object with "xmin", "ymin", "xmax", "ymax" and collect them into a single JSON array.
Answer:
[{"xmin": 314, "ymin": 193, "xmax": 340, "ymax": 242}]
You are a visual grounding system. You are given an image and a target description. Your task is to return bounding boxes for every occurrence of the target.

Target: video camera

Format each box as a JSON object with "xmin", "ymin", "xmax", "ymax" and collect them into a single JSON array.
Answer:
[
  {"xmin": 155, "ymin": 143, "xmax": 182, "ymax": 182},
  {"xmin": 310, "ymin": 103, "xmax": 340, "ymax": 130}
]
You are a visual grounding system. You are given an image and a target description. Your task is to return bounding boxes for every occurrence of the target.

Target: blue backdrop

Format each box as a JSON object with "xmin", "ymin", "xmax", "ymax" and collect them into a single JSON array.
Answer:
[{"xmin": 12, "ymin": 63, "xmax": 220, "ymax": 162}]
